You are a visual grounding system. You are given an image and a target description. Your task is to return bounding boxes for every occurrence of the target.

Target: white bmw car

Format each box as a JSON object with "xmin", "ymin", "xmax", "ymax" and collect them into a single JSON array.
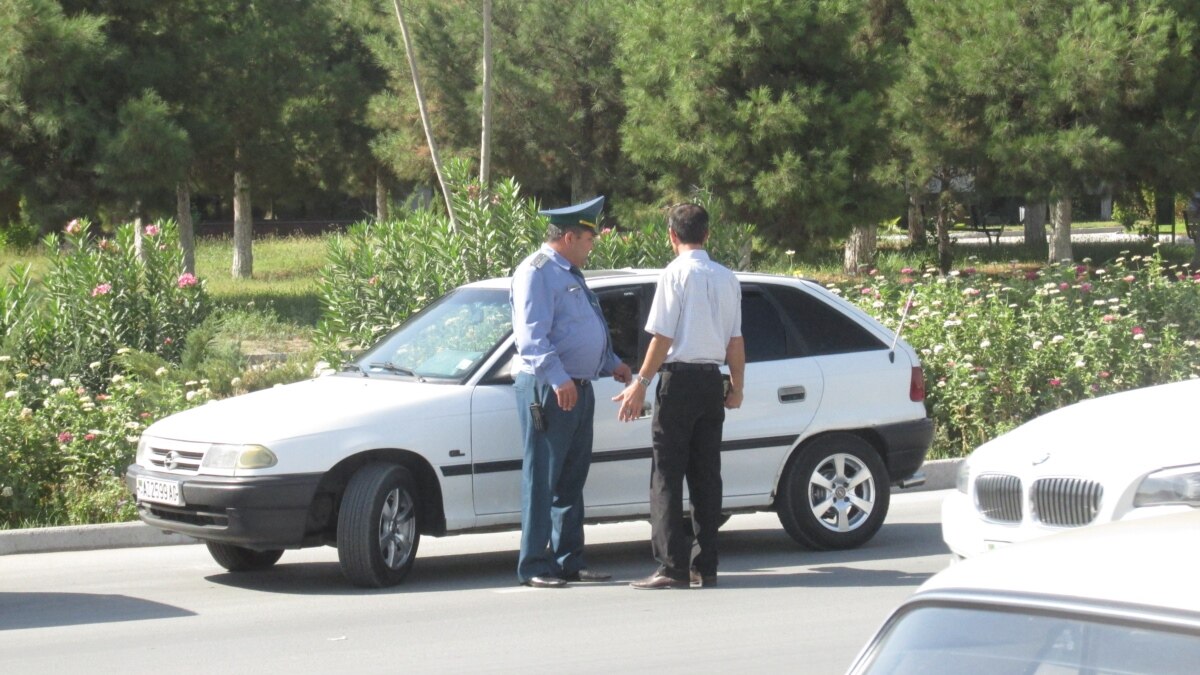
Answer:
[{"xmin": 942, "ymin": 377, "xmax": 1200, "ymax": 559}]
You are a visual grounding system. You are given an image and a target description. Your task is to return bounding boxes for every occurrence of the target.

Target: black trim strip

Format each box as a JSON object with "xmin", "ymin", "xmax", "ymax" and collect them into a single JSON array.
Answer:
[{"xmin": 439, "ymin": 434, "xmax": 799, "ymax": 477}]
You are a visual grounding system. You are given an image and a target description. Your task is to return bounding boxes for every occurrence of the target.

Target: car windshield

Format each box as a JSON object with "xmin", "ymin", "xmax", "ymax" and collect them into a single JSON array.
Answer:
[
  {"xmin": 356, "ymin": 287, "xmax": 512, "ymax": 381},
  {"xmin": 857, "ymin": 604, "xmax": 1200, "ymax": 675}
]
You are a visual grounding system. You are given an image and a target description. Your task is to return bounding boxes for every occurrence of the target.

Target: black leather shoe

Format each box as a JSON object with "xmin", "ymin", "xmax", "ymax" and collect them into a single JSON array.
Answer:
[
  {"xmin": 522, "ymin": 575, "xmax": 567, "ymax": 588},
  {"xmin": 560, "ymin": 569, "xmax": 612, "ymax": 582},
  {"xmin": 630, "ymin": 572, "xmax": 689, "ymax": 590},
  {"xmin": 690, "ymin": 570, "xmax": 717, "ymax": 588}
]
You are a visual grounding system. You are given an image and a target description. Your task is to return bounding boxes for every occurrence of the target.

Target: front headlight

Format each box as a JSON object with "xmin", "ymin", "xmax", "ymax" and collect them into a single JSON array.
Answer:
[
  {"xmin": 955, "ymin": 458, "xmax": 971, "ymax": 493},
  {"xmin": 136, "ymin": 436, "xmax": 149, "ymax": 464},
  {"xmin": 202, "ymin": 443, "xmax": 278, "ymax": 470},
  {"xmin": 1134, "ymin": 464, "xmax": 1200, "ymax": 508}
]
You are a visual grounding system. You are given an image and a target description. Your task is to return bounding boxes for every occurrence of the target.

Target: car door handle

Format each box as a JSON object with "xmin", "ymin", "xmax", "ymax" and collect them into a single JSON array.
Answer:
[{"xmin": 778, "ymin": 386, "xmax": 806, "ymax": 403}]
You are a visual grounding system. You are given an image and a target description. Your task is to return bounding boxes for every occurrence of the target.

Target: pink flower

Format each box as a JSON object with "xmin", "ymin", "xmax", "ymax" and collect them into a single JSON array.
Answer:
[
  {"xmin": 900, "ymin": 267, "xmax": 914, "ymax": 275},
  {"xmin": 963, "ymin": 287, "xmax": 981, "ymax": 296},
  {"xmin": 65, "ymin": 219, "xmax": 81, "ymax": 235},
  {"xmin": 1075, "ymin": 264, "xmax": 1088, "ymax": 275},
  {"xmin": 367, "ymin": 276, "xmax": 379, "ymax": 286},
  {"xmin": 601, "ymin": 227, "xmax": 613, "ymax": 235},
  {"xmin": 84, "ymin": 433, "xmax": 96, "ymax": 441},
  {"xmin": 1048, "ymin": 378, "xmax": 1062, "ymax": 387},
  {"xmin": 92, "ymin": 283, "xmax": 112, "ymax": 297},
  {"xmin": 1079, "ymin": 282, "xmax": 1093, "ymax": 293},
  {"xmin": 163, "ymin": 337, "xmax": 173, "ymax": 345},
  {"xmin": 98, "ymin": 239, "xmax": 113, "ymax": 252},
  {"xmin": 1101, "ymin": 314, "xmax": 1116, "ymax": 323},
  {"xmin": 1132, "ymin": 326, "xmax": 1144, "ymax": 335},
  {"xmin": 1090, "ymin": 383, "xmax": 1100, "ymax": 392},
  {"xmin": 140, "ymin": 412, "xmax": 151, "ymax": 418},
  {"xmin": 1123, "ymin": 274, "xmax": 1136, "ymax": 282},
  {"xmin": 861, "ymin": 287, "xmax": 873, "ymax": 295},
  {"xmin": 96, "ymin": 394, "xmax": 110, "ymax": 401},
  {"xmin": 57, "ymin": 431, "xmax": 73, "ymax": 443},
  {"xmin": 1058, "ymin": 282, "xmax": 1070, "ymax": 291},
  {"xmin": 1024, "ymin": 270, "xmax": 1039, "ymax": 281},
  {"xmin": 962, "ymin": 267, "xmax": 976, "ymax": 276},
  {"xmin": 1099, "ymin": 371, "xmax": 1111, "ymax": 379},
  {"xmin": 176, "ymin": 273, "xmax": 198, "ymax": 289},
  {"xmin": 144, "ymin": 224, "xmax": 160, "ymax": 237}
]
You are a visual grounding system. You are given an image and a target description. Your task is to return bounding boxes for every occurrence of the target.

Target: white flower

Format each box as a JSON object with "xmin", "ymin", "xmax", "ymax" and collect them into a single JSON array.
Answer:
[
  {"xmin": 1051, "ymin": 335, "xmax": 1064, "ymax": 343},
  {"xmin": 0, "ymin": 355, "xmax": 10, "ymax": 362},
  {"xmin": 185, "ymin": 390, "xmax": 197, "ymax": 401},
  {"xmin": 1, "ymin": 486, "xmax": 11, "ymax": 497},
  {"xmin": 1142, "ymin": 342, "xmax": 1153, "ymax": 349},
  {"xmin": 230, "ymin": 377, "xmax": 242, "ymax": 387},
  {"xmin": 111, "ymin": 374, "xmax": 124, "ymax": 383},
  {"xmin": 933, "ymin": 344, "xmax": 945, "ymax": 354},
  {"xmin": 88, "ymin": 361, "xmax": 102, "ymax": 370},
  {"xmin": 980, "ymin": 339, "xmax": 991, "ymax": 349},
  {"xmin": 125, "ymin": 436, "xmax": 139, "ymax": 443},
  {"xmin": 117, "ymin": 347, "xmax": 131, "ymax": 354},
  {"xmin": 154, "ymin": 367, "xmax": 168, "ymax": 377},
  {"xmin": 49, "ymin": 378, "xmax": 65, "ymax": 387},
  {"xmin": 3, "ymin": 391, "xmax": 16, "ymax": 399},
  {"xmin": 125, "ymin": 421, "xmax": 140, "ymax": 429},
  {"xmin": 1134, "ymin": 333, "xmax": 1145, "ymax": 341},
  {"xmin": 1032, "ymin": 340, "xmax": 1043, "ymax": 350}
]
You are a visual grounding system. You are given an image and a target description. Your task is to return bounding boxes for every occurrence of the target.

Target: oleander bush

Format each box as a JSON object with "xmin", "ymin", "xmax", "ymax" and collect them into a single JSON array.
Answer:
[{"xmin": 836, "ymin": 250, "xmax": 1200, "ymax": 457}]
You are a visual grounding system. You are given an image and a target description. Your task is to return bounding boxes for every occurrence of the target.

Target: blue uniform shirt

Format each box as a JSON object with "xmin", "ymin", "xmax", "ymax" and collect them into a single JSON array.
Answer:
[{"xmin": 511, "ymin": 245, "xmax": 620, "ymax": 388}]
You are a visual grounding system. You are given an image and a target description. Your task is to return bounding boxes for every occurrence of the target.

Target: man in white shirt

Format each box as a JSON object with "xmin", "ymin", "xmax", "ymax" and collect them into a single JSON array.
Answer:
[{"xmin": 613, "ymin": 203, "xmax": 745, "ymax": 589}]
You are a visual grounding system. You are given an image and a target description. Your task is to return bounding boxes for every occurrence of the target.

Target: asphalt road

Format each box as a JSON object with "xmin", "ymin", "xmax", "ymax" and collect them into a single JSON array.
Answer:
[{"xmin": 0, "ymin": 490, "xmax": 952, "ymax": 675}]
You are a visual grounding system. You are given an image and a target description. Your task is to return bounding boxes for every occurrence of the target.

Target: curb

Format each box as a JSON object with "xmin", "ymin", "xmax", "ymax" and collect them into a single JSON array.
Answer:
[{"xmin": 0, "ymin": 458, "xmax": 963, "ymax": 556}]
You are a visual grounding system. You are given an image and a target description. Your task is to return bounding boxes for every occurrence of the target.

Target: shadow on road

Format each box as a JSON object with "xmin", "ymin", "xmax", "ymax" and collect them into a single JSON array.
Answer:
[
  {"xmin": 203, "ymin": 520, "xmax": 949, "ymax": 595},
  {"xmin": 0, "ymin": 592, "xmax": 194, "ymax": 631}
]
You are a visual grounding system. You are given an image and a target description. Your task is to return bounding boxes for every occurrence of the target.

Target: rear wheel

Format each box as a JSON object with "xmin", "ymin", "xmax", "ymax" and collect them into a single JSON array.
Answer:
[
  {"xmin": 337, "ymin": 463, "xmax": 421, "ymax": 588},
  {"xmin": 205, "ymin": 542, "xmax": 284, "ymax": 572},
  {"xmin": 777, "ymin": 433, "xmax": 890, "ymax": 550}
]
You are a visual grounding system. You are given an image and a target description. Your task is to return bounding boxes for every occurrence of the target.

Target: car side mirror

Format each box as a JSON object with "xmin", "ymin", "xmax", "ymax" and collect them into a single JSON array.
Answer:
[{"xmin": 480, "ymin": 351, "xmax": 519, "ymax": 385}]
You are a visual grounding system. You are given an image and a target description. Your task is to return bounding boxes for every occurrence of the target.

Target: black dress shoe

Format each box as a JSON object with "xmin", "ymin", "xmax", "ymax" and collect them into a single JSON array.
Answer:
[
  {"xmin": 690, "ymin": 570, "xmax": 717, "ymax": 588},
  {"xmin": 522, "ymin": 575, "xmax": 567, "ymax": 588},
  {"xmin": 560, "ymin": 569, "xmax": 612, "ymax": 582},
  {"xmin": 630, "ymin": 572, "xmax": 689, "ymax": 590}
]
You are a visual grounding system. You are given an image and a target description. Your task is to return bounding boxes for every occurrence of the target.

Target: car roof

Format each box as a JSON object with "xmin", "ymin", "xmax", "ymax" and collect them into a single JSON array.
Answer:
[
  {"xmin": 916, "ymin": 509, "xmax": 1200, "ymax": 617},
  {"xmin": 463, "ymin": 269, "xmax": 821, "ymax": 289}
]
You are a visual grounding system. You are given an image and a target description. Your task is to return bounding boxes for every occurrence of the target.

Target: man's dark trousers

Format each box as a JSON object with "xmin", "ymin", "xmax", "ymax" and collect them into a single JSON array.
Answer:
[
  {"xmin": 649, "ymin": 368, "xmax": 725, "ymax": 579},
  {"xmin": 515, "ymin": 372, "xmax": 595, "ymax": 583}
]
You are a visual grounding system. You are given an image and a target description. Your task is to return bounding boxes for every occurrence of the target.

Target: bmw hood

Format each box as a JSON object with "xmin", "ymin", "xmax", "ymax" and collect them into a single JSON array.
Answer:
[
  {"xmin": 969, "ymin": 378, "xmax": 1200, "ymax": 473},
  {"xmin": 145, "ymin": 374, "xmax": 470, "ymax": 445}
]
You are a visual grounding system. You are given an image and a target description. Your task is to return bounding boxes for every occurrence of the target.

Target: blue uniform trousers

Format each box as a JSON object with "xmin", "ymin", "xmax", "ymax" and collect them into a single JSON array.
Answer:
[{"xmin": 514, "ymin": 372, "xmax": 595, "ymax": 582}]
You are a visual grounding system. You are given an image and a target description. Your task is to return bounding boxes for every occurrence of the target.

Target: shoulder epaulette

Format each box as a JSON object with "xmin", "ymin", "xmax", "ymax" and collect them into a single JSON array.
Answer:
[{"xmin": 530, "ymin": 253, "xmax": 549, "ymax": 269}]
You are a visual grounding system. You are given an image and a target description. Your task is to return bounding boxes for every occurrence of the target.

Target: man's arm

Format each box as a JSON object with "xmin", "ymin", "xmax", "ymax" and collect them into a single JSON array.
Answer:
[
  {"xmin": 612, "ymin": 333, "xmax": 672, "ymax": 422},
  {"xmin": 724, "ymin": 336, "xmax": 745, "ymax": 409}
]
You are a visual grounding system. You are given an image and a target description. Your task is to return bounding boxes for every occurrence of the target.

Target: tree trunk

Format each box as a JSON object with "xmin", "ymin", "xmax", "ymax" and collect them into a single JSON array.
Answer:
[
  {"xmin": 843, "ymin": 223, "xmax": 877, "ymax": 276},
  {"xmin": 392, "ymin": 0, "xmax": 456, "ymax": 232},
  {"xmin": 1048, "ymin": 197, "xmax": 1073, "ymax": 264},
  {"xmin": 907, "ymin": 193, "xmax": 925, "ymax": 246},
  {"xmin": 1023, "ymin": 201, "xmax": 1047, "ymax": 258},
  {"xmin": 177, "ymin": 181, "xmax": 195, "ymax": 275},
  {"xmin": 375, "ymin": 167, "xmax": 389, "ymax": 222},
  {"xmin": 232, "ymin": 164, "xmax": 253, "ymax": 279},
  {"xmin": 936, "ymin": 207, "xmax": 952, "ymax": 273},
  {"xmin": 132, "ymin": 199, "xmax": 146, "ymax": 263},
  {"xmin": 478, "ymin": 0, "xmax": 493, "ymax": 189}
]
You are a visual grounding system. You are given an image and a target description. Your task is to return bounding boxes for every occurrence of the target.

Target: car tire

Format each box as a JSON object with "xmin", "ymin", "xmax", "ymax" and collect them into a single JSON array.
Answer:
[
  {"xmin": 337, "ymin": 462, "xmax": 421, "ymax": 588},
  {"xmin": 205, "ymin": 541, "xmax": 284, "ymax": 572},
  {"xmin": 777, "ymin": 433, "xmax": 890, "ymax": 550}
]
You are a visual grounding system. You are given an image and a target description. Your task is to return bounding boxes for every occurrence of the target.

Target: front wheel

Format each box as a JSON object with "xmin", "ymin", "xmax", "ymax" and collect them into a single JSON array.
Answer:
[
  {"xmin": 205, "ymin": 542, "xmax": 284, "ymax": 571},
  {"xmin": 337, "ymin": 463, "xmax": 421, "ymax": 588},
  {"xmin": 777, "ymin": 433, "xmax": 890, "ymax": 550}
]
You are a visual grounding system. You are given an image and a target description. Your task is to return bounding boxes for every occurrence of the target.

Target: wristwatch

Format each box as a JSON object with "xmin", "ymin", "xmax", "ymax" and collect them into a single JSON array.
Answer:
[{"xmin": 636, "ymin": 375, "xmax": 652, "ymax": 389}]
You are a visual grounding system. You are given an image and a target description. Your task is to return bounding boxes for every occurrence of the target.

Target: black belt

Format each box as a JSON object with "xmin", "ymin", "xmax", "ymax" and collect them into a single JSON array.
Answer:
[
  {"xmin": 571, "ymin": 378, "xmax": 592, "ymax": 387},
  {"xmin": 660, "ymin": 362, "xmax": 720, "ymax": 373}
]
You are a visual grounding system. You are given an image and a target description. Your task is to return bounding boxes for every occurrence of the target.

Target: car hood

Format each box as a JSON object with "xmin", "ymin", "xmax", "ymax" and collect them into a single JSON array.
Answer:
[
  {"xmin": 969, "ymin": 378, "xmax": 1200, "ymax": 475},
  {"xmin": 145, "ymin": 374, "xmax": 469, "ymax": 445}
]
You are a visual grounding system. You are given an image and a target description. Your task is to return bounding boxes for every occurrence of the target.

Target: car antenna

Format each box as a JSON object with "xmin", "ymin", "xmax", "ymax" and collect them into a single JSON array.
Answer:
[{"xmin": 889, "ymin": 289, "xmax": 916, "ymax": 364}]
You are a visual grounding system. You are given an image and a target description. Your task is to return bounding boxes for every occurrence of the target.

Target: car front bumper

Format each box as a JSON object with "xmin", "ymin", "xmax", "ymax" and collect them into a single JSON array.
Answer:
[{"xmin": 125, "ymin": 464, "xmax": 324, "ymax": 550}]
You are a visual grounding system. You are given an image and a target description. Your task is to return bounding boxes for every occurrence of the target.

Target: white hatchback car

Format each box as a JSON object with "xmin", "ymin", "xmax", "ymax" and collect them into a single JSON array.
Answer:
[
  {"xmin": 126, "ymin": 270, "xmax": 932, "ymax": 587},
  {"xmin": 848, "ymin": 510, "xmax": 1200, "ymax": 674},
  {"xmin": 942, "ymin": 377, "xmax": 1200, "ymax": 559}
]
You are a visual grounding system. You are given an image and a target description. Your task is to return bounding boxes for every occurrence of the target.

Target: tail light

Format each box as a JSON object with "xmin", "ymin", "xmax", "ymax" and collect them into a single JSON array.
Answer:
[{"xmin": 910, "ymin": 366, "xmax": 926, "ymax": 402}]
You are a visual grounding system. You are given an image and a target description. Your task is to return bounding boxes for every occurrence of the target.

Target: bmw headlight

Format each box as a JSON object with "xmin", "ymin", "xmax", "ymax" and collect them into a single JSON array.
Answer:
[
  {"xmin": 1134, "ymin": 464, "xmax": 1200, "ymax": 508},
  {"xmin": 202, "ymin": 444, "xmax": 278, "ymax": 470}
]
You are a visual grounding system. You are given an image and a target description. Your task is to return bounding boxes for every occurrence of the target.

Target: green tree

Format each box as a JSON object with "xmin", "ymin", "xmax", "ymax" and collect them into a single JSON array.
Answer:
[{"xmin": 618, "ymin": 0, "xmax": 897, "ymax": 246}]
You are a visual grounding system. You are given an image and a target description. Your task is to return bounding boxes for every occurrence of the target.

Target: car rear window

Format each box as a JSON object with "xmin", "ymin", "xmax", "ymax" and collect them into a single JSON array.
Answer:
[{"xmin": 766, "ymin": 285, "xmax": 885, "ymax": 356}]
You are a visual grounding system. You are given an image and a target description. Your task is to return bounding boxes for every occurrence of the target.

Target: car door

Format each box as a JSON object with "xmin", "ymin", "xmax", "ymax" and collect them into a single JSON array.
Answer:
[
  {"xmin": 719, "ymin": 283, "xmax": 825, "ymax": 501},
  {"xmin": 469, "ymin": 282, "xmax": 654, "ymax": 519}
]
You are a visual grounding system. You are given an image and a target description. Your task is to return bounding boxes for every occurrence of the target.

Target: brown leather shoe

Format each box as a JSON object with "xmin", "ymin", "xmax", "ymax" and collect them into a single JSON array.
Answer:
[
  {"xmin": 690, "ymin": 570, "xmax": 717, "ymax": 588},
  {"xmin": 522, "ymin": 575, "xmax": 567, "ymax": 588},
  {"xmin": 630, "ymin": 572, "xmax": 689, "ymax": 590}
]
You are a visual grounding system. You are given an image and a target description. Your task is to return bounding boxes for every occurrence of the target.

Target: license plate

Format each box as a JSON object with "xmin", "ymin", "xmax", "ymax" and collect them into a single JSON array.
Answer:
[
  {"xmin": 136, "ymin": 476, "xmax": 184, "ymax": 506},
  {"xmin": 984, "ymin": 540, "xmax": 1010, "ymax": 551}
]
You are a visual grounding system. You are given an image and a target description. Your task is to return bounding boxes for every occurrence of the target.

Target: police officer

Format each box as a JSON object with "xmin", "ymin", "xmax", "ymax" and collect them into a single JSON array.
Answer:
[
  {"xmin": 511, "ymin": 195, "xmax": 633, "ymax": 588},
  {"xmin": 613, "ymin": 203, "xmax": 744, "ymax": 589}
]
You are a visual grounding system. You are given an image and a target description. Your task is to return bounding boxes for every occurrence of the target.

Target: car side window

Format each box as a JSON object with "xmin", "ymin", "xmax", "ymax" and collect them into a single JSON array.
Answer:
[
  {"xmin": 767, "ymin": 284, "xmax": 885, "ymax": 355},
  {"xmin": 740, "ymin": 288, "xmax": 790, "ymax": 363},
  {"xmin": 597, "ymin": 287, "xmax": 644, "ymax": 364}
]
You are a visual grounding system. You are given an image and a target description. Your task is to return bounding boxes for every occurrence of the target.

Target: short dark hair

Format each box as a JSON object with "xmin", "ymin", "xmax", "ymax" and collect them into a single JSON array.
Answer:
[
  {"xmin": 546, "ymin": 222, "xmax": 594, "ymax": 242},
  {"xmin": 667, "ymin": 203, "xmax": 709, "ymax": 244}
]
